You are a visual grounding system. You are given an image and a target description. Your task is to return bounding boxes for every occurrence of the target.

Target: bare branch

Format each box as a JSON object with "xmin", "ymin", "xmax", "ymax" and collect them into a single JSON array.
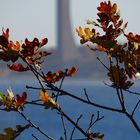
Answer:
[
  {"xmin": 131, "ymin": 99, "xmax": 140, "ymax": 117},
  {"xmin": 125, "ymin": 89, "xmax": 140, "ymax": 96},
  {"xmin": 86, "ymin": 111, "xmax": 104, "ymax": 133},
  {"xmin": 18, "ymin": 110, "xmax": 54, "ymax": 140},
  {"xmin": 70, "ymin": 114, "xmax": 83, "ymax": 140},
  {"xmin": 60, "ymin": 111, "xmax": 68, "ymax": 140},
  {"xmin": 96, "ymin": 57, "xmax": 110, "ymax": 71},
  {"xmin": 55, "ymin": 75, "xmax": 65, "ymax": 102},
  {"xmin": 32, "ymin": 134, "xmax": 39, "ymax": 140},
  {"xmin": 84, "ymin": 88, "xmax": 90, "ymax": 102},
  {"xmin": 56, "ymin": 107, "xmax": 93, "ymax": 140}
]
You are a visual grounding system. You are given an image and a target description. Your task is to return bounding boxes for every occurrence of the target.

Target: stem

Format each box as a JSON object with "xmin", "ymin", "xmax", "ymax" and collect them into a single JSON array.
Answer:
[
  {"xmin": 56, "ymin": 107, "xmax": 92, "ymax": 139},
  {"xmin": 18, "ymin": 110, "xmax": 54, "ymax": 140},
  {"xmin": 55, "ymin": 76, "xmax": 65, "ymax": 102},
  {"xmin": 70, "ymin": 115, "xmax": 82, "ymax": 140},
  {"xmin": 131, "ymin": 100, "xmax": 140, "ymax": 117},
  {"xmin": 28, "ymin": 64, "xmax": 45, "ymax": 91},
  {"xmin": 125, "ymin": 111, "xmax": 140, "ymax": 133},
  {"xmin": 109, "ymin": 57, "xmax": 124, "ymax": 108},
  {"xmin": 60, "ymin": 111, "xmax": 68, "ymax": 140},
  {"xmin": 57, "ymin": 89, "xmax": 122, "ymax": 113},
  {"xmin": 26, "ymin": 85, "xmax": 122, "ymax": 113}
]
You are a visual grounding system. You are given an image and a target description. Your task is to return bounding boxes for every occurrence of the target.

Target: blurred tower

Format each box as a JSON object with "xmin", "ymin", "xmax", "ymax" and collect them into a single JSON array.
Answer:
[{"xmin": 56, "ymin": 0, "xmax": 82, "ymax": 62}]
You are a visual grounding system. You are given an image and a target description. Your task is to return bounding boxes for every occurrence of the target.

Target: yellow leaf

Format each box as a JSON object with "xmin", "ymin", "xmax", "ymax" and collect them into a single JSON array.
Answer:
[{"xmin": 39, "ymin": 90, "xmax": 57, "ymax": 110}]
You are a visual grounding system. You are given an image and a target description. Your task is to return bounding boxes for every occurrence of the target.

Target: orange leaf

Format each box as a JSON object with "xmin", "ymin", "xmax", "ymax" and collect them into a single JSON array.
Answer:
[
  {"xmin": 39, "ymin": 90, "xmax": 56, "ymax": 110},
  {"xmin": 2, "ymin": 28, "xmax": 9, "ymax": 40},
  {"xmin": 40, "ymin": 90, "xmax": 50, "ymax": 103},
  {"xmin": 8, "ymin": 41, "xmax": 20, "ymax": 51},
  {"xmin": 44, "ymin": 70, "xmax": 65, "ymax": 83},
  {"xmin": 97, "ymin": 45, "xmax": 106, "ymax": 51},
  {"xmin": 16, "ymin": 92, "xmax": 27, "ymax": 108},
  {"xmin": 67, "ymin": 67, "xmax": 78, "ymax": 77},
  {"xmin": 8, "ymin": 64, "xmax": 30, "ymax": 72}
]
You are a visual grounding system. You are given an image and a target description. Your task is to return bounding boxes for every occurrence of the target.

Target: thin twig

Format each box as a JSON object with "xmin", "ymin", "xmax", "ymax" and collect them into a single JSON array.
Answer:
[
  {"xmin": 86, "ymin": 114, "xmax": 94, "ymax": 133},
  {"xmin": 60, "ymin": 111, "xmax": 68, "ymax": 140},
  {"xmin": 109, "ymin": 58, "xmax": 124, "ymax": 109},
  {"xmin": 56, "ymin": 107, "xmax": 92, "ymax": 140},
  {"xmin": 103, "ymin": 83, "xmax": 140, "ymax": 96},
  {"xmin": 55, "ymin": 76, "xmax": 65, "ymax": 102},
  {"xmin": 125, "ymin": 111, "xmax": 140, "ymax": 133},
  {"xmin": 70, "ymin": 114, "xmax": 83, "ymax": 140},
  {"xmin": 116, "ymin": 57, "xmax": 125, "ymax": 110},
  {"xmin": 25, "ymin": 86, "xmax": 122, "ymax": 113},
  {"xmin": 131, "ymin": 99, "xmax": 140, "ymax": 117},
  {"xmin": 84, "ymin": 88, "xmax": 90, "ymax": 102},
  {"xmin": 125, "ymin": 89, "xmax": 140, "ymax": 96},
  {"xmin": 18, "ymin": 110, "xmax": 54, "ymax": 140},
  {"xmin": 56, "ymin": 89, "xmax": 122, "ymax": 113},
  {"xmin": 25, "ymin": 101, "xmax": 92, "ymax": 139},
  {"xmin": 32, "ymin": 134, "xmax": 39, "ymax": 140},
  {"xmin": 86, "ymin": 111, "xmax": 104, "ymax": 133},
  {"xmin": 26, "ymin": 85, "xmax": 42, "ymax": 90},
  {"xmin": 27, "ymin": 63, "xmax": 45, "ymax": 91},
  {"xmin": 96, "ymin": 57, "xmax": 110, "ymax": 71}
]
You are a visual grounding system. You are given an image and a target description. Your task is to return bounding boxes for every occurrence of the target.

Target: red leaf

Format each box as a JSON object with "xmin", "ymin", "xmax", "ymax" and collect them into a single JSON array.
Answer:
[
  {"xmin": 8, "ymin": 64, "xmax": 30, "ymax": 72},
  {"xmin": 41, "ymin": 38, "xmax": 48, "ymax": 46},
  {"xmin": 125, "ymin": 32, "xmax": 140, "ymax": 42},
  {"xmin": 16, "ymin": 92, "xmax": 27, "ymax": 108},
  {"xmin": 67, "ymin": 67, "xmax": 78, "ymax": 77},
  {"xmin": 2, "ymin": 28, "xmax": 9, "ymax": 40}
]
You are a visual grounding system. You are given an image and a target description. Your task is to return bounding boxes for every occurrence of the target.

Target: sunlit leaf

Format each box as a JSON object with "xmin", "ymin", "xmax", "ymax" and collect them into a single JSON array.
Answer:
[
  {"xmin": 0, "ymin": 92, "xmax": 6, "ymax": 101},
  {"xmin": 39, "ymin": 90, "xmax": 57, "ymax": 110},
  {"xmin": 8, "ymin": 41, "xmax": 20, "ymax": 51},
  {"xmin": 2, "ymin": 28, "xmax": 9, "ymax": 40}
]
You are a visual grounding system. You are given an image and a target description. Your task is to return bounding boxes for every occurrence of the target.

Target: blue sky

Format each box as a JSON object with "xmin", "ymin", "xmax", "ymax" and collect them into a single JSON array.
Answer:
[{"xmin": 0, "ymin": 0, "xmax": 139, "ymax": 48}]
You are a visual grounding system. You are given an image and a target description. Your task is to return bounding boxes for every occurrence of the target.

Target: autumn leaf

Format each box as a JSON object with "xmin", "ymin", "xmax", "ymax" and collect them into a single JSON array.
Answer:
[
  {"xmin": 8, "ymin": 64, "xmax": 30, "ymax": 72},
  {"xmin": 39, "ymin": 90, "xmax": 57, "ymax": 110},
  {"xmin": 41, "ymin": 38, "xmax": 48, "ymax": 46},
  {"xmin": 125, "ymin": 32, "xmax": 140, "ymax": 42},
  {"xmin": 0, "ymin": 124, "xmax": 30, "ymax": 140},
  {"xmin": 15, "ymin": 92, "xmax": 27, "ymax": 109},
  {"xmin": 0, "ymin": 89, "xmax": 27, "ymax": 111},
  {"xmin": 2, "ymin": 28, "xmax": 9, "ymax": 40},
  {"xmin": 88, "ymin": 132, "xmax": 104, "ymax": 140},
  {"xmin": 44, "ymin": 71, "xmax": 64, "ymax": 83},
  {"xmin": 67, "ymin": 67, "xmax": 78, "ymax": 77},
  {"xmin": 108, "ymin": 66, "xmax": 133, "ymax": 89},
  {"xmin": 8, "ymin": 41, "xmax": 21, "ymax": 51}
]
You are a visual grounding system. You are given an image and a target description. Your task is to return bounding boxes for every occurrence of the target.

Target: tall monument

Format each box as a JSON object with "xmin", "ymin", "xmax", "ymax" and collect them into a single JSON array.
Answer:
[{"xmin": 56, "ymin": 0, "xmax": 82, "ymax": 62}]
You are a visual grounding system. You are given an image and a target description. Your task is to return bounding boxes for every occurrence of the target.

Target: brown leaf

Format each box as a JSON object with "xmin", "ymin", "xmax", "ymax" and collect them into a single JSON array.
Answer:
[{"xmin": 8, "ymin": 64, "xmax": 30, "ymax": 72}]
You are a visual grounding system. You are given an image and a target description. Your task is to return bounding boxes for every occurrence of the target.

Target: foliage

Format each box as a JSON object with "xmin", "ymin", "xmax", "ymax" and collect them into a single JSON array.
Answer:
[
  {"xmin": 76, "ymin": 0, "xmax": 140, "ymax": 135},
  {"xmin": 0, "ymin": 124, "xmax": 30, "ymax": 140},
  {"xmin": 0, "ymin": 1, "xmax": 139, "ymax": 140}
]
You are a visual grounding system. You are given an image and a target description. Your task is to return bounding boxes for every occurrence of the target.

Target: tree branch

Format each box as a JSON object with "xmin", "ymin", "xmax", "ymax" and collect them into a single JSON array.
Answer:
[{"xmin": 18, "ymin": 110, "xmax": 54, "ymax": 140}]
